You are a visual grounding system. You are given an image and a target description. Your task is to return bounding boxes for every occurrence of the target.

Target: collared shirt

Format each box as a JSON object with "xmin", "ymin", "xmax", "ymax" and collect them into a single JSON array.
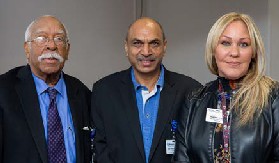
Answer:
[
  {"xmin": 32, "ymin": 73, "xmax": 76, "ymax": 163},
  {"xmin": 131, "ymin": 65, "xmax": 164, "ymax": 163}
]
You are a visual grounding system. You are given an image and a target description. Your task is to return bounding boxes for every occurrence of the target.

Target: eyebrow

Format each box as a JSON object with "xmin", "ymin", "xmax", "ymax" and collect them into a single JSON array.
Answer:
[
  {"xmin": 149, "ymin": 39, "xmax": 160, "ymax": 42},
  {"xmin": 221, "ymin": 35, "xmax": 250, "ymax": 40},
  {"xmin": 130, "ymin": 38, "xmax": 161, "ymax": 42}
]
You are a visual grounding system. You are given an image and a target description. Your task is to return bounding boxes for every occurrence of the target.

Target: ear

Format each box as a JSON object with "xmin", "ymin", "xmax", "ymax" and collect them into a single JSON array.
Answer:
[
  {"xmin": 124, "ymin": 40, "xmax": 128, "ymax": 56},
  {"xmin": 65, "ymin": 43, "xmax": 70, "ymax": 60},
  {"xmin": 163, "ymin": 39, "xmax": 167, "ymax": 54},
  {"xmin": 24, "ymin": 42, "xmax": 31, "ymax": 60}
]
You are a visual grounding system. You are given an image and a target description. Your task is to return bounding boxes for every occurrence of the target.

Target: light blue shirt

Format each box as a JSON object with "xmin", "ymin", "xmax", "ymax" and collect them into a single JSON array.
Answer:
[
  {"xmin": 32, "ymin": 73, "xmax": 76, "ymax": 163},
  {"xmin": 131, "ymin": 65, "xmax": 164, "ymax": 163}
]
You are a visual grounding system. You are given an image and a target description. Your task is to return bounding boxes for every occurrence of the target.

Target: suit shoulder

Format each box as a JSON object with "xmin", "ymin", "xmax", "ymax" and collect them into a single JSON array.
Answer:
[
  {"xmin": 189, "ymin": 80, "xmax": 216, "ymax": 100},
  {"xmin": 166, "ymin": 70, "xmax": 201, "ymax": 86},
  {"xmin": 93, "ymin": 70, "xmax": 128, "ymax": 86},
  {"xmin": 0, "ymin": 66, "xmax": 25, "ymax": 84},
  {"xmin": 0, "ymin": 66, "xmax": 26, "ymax": 99},
  {"xmin": 64, "ymin": 73, "xmax": 90, "ymax": 92}
]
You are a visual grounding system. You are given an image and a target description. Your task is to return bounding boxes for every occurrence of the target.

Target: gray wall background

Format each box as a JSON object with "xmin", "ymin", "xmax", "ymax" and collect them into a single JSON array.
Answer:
[
  {"xmin": 270, "ymin": 0, "xmax": 279, "ymax": 81},
  {"xmin": 0, "ymin": 0, "xmax": 278, "ymax": 89}
]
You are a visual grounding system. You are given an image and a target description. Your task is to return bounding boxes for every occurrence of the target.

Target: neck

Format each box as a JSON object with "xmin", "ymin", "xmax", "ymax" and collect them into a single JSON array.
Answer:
[
  {"xmin": 134, "ymin": 70, "xmax": 161, "ymax": 92},
  {"xmin": 218, "ymin": 76, "xmax": 240, "ymax": 92},
  {"xmin": 29, "ymin": 65, "xmax": 62, "ymax": 87},
  {"xmin": 34, "ymin": 72, "xmax": 61, "ymax": 87},
  {"xmin": 45, "ymin": 74, "xmax": 60, "ymax": 87}
]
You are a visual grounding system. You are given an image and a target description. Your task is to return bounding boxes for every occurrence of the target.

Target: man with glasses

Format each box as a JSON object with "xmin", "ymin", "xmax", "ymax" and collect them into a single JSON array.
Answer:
[{"xmin": 0, "ymin": 15, "xmax": 91, "ymax": 163}]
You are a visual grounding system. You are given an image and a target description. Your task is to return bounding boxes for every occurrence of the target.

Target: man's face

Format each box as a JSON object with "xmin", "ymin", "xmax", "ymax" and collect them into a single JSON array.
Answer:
[
  {"xmin": 24, "ymin": 17, "xmax": 70, "ymax": 79},
  {"xmin": 125, "ymin": 19, "xmax": 166, "ymax": 77}
]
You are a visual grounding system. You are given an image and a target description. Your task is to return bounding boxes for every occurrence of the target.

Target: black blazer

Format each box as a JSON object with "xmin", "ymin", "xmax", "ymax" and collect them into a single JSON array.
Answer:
[
  {"xmin": 91, "ymin": 67, "xmax": 201, "ymax": 163},
  {"xmin": 0, "ymin": 65, "xmax": 91, "ymax": 163}
]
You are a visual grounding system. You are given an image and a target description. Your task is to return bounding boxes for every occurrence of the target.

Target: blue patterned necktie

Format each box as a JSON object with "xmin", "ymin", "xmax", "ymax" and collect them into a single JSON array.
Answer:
[{"xmin": 46, "ymin": 87, "xmax": 67, "ymax": 163}]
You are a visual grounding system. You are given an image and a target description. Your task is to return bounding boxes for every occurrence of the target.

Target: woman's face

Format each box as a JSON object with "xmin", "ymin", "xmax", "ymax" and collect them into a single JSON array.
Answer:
[{"xmin": 215, "ymin": 20, "xmax": 253, "ymax": 80}]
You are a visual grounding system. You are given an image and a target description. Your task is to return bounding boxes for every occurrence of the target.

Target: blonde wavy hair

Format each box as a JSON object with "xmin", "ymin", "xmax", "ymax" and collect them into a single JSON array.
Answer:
[{"xmin": 205, "ymin": 12, "xmax": 276, "ymax": 125}]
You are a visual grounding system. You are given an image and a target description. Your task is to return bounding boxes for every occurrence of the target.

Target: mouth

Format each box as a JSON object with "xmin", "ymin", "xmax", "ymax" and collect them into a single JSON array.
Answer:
[
  {"xmin": 227, "ymin": 61, "xmax": 241, "ymax": 67},
  {"xmin": 139, "ymin": 59, "xmax": 156, "ymax": 66},
  {"xmin": 43, "ymin": 57, "xmax": 59, "ymax": 63}
]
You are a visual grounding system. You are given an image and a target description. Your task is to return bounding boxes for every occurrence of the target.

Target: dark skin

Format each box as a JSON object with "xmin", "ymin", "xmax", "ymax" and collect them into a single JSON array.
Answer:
[
  {"xmin": 125, "ymin": 17, "xmax": 167, "ymax": 91},
  {"xmin": 24, "ymin": 16, "xmax": 70, "ymax": 87}
]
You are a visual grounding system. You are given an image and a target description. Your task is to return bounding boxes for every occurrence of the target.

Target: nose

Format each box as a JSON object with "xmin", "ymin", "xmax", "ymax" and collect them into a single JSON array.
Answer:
[
  {"xmin": 46, "ymin": 38, "xmax": 57, "ymax": 51},
  {"xmin": 230, "ymin": 44, "xmax": 239, "ymax": 57},
  {"xmin": 141, "ymin": 43, "xmax": 151, "ymax": 56}
]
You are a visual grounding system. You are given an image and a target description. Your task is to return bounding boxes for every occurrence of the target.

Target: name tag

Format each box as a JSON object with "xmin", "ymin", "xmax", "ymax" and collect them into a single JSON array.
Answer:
[
  {"xmin": 166, "ymin": 139, "xmax": 175, "ymax": 154},
  {"xmin": 205, "ymin": 108, "xmax": 223, "ymax": 123}
]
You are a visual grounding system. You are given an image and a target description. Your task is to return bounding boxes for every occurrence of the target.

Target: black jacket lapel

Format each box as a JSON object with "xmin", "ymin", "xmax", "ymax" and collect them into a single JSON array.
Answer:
[
  {"xmin": 148, "ymin": 70, "xmax": 177, "ymax": 162},
  {"xmin": 64, "ymin": 75, "xmax": 84, "ymax": 163},
  {"xmin": 15, "ymin": 66, "xmax": 48, "ymax": 163},
  {"xmin": 120, "ymin": 69, "xmax": 146, "ymax": 161}
]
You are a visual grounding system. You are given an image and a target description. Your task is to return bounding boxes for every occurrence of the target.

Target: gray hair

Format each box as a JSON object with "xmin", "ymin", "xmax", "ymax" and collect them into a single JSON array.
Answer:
[{"xmin": 24, "ymin": 15, "xmax": 69, "ymax": 42}]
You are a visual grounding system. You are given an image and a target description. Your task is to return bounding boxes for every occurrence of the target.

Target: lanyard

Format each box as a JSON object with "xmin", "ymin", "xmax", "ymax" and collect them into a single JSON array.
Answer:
[{"xmin": 218, "ymin": 81, "xmax": 231, "ymax": 161}]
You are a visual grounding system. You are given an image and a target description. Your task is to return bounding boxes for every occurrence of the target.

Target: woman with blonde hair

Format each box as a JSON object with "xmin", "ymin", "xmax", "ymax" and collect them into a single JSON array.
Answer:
[{"xmin": 172, "ymin": 12, "xmax": 279, "ymax": 163}]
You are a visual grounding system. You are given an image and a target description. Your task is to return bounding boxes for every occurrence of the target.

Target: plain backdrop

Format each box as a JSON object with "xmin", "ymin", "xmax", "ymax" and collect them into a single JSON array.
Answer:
[{"xmin": 0, "ymin": 0, "xmax": 278, "ymax": 89}]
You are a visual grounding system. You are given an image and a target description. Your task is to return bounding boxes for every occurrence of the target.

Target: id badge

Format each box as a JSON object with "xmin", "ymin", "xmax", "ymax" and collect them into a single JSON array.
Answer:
[
  {"xmin": 205, "ymin": 108, "xmax": 223, "ymax": 123},
  {"xmin": 166, "ymin": 139, "xmax": 175, "ymax": 154}
]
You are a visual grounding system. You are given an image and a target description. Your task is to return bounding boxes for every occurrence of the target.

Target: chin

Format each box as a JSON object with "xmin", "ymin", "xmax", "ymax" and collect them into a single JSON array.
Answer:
[
  {"xmin": 141, "ymin": 67, "xmax": 158, "ymax": 73},
  {"xmin": 220, "ymin": 69, "xmax": 247, "ymax": 80},
  {"xmin": 223, "ymin": 74, "xmax": 245, "ymax": 80},
  {"xmin": 42, "ymin": 67, "xmax": 62, "ymax": 74}
]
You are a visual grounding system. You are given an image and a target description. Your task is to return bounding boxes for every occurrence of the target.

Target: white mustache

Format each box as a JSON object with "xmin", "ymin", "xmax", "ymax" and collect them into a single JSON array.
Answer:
[{"xmin": 38, "ymin": 53, "xmax": 64, "ymax": 63}]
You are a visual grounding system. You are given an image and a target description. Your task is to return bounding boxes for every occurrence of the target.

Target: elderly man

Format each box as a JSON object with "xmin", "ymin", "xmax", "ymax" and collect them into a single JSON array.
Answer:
[
  {"xmin": 91, "ymin": 17, "xmax": 202, "ymax": 163},
  {"xmin": 0, "ymin": 15, "xmax": 91, "ymax": 163}
]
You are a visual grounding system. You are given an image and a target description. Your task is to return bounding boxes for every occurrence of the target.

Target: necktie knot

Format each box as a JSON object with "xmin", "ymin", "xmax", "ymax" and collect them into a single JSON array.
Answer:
[{"xmin": 47, "ymin": 87, "xmax": 57, "ymax": 101}]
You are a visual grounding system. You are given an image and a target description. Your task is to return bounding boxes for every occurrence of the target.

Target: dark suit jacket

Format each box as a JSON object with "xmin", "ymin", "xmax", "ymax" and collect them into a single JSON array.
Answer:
[
  {"xmin": 0, "ymin": 65, "xmax": 91, "ymax": 163},
  {"xmin": 91, "ymin": 67, "xmax": 202, "ymax": 163}
]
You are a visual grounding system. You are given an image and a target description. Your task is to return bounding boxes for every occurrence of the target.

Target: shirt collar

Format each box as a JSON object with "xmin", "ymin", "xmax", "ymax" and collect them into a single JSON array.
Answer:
[
  {"xmin": 131, "ymin": 64, "xmax": 165, "ymax": 90},
  {"xmin": 32, "ymin": 72, "xmax": 65, "ymax": 97}
]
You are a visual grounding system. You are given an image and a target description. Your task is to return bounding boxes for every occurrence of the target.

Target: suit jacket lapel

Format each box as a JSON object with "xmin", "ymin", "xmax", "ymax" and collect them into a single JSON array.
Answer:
[
  {"xmin": 120, "ymin": 69, "xmax": 146, "ymax": 161},
  {"xmin": 15, "ymin": 65, "xmax": 48, "ymax": 163},
  {"xmin": 149, "ymin": 70, "xmax": 177, "ymax": 162},
  {"xmin": 64, "ymin": 75, "xmax": 84, "ymax": 163}
]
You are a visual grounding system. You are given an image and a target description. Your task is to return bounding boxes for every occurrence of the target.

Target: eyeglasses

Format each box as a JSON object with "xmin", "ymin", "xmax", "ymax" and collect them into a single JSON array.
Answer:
[{"xmin": 27, "ymin": 36, "xmax": 68, "ymax": 46}]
